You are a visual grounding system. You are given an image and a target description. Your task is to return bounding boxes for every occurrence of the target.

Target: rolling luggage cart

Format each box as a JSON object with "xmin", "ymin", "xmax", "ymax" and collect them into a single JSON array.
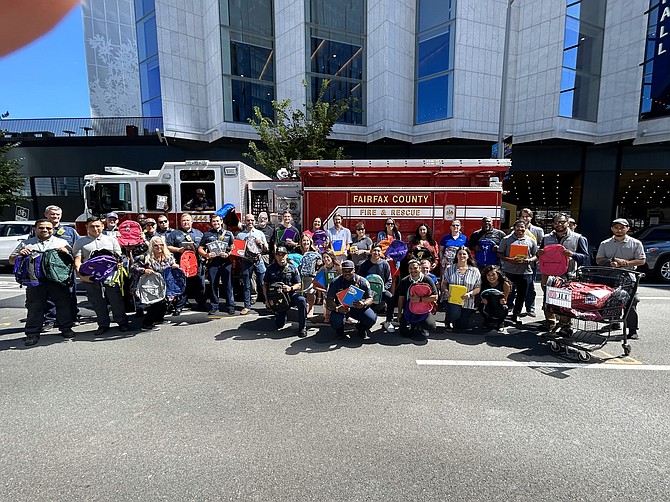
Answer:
[{"xmin": 542, "ymin": 267, "xmax": 644, "ymax": 361}]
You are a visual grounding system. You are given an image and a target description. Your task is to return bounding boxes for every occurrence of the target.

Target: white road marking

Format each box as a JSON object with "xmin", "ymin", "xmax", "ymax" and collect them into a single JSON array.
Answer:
[{"xmin": 416, "ymin": 360, "xmax": 670, "ymax": 371}]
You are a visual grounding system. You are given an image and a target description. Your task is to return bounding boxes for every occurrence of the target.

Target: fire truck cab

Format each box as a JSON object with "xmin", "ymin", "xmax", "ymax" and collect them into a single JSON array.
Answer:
[{"xmin": 77, "ymin": 160, "xmax": 272, "ymax": 234}]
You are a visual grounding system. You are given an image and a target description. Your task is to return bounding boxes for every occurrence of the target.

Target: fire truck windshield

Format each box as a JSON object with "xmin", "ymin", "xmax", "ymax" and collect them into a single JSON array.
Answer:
[{"xmin": 88, "ymin": 182, "xmax": 132, "ymax": 214}]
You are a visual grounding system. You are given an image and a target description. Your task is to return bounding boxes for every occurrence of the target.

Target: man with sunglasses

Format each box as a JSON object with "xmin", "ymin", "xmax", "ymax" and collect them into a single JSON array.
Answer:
[
  {"xmin": 9, "ymin": 219, "xmax": 75, "ymax": 346},
  {"xmin": 155, "ymin": 216, "xmax": 172, "ymax": 238},
  {"xmin": 166, "ymin": 213, "xmax": 206, "ymax": 315}
]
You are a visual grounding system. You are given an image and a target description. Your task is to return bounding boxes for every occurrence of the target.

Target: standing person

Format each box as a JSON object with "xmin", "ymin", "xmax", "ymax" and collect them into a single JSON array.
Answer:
[
  {"xmin": 103, "ymin": 212, "xmax": 120, "ymax": 238},
  {"xmin": 73, "ymin": 217, "xmax": 130, "ymax": 335},
  {"xmin": 155, "ymin": 215, "xmax": 172, "ymax": 238},
  {"xmin": 407, "ymin": 223, "xmax": 439, "ymax": 272},
  {"xmin": 377, "ymin": 218, "xmax": 401, "ymax": 243},
  {"xmin": 236, "ymin": 213, "xmax": 269, "ymax": 315},
  {"xmin": 568, "ymin": 217, "xmax": 577, "ymax": 232},
  {"xmin": 42, "ymin": 205, "xmax": 80, "ymax": 328},
  {"xmin": 198, "ymin": 214, "xmax": 236, "ymax": 315},
  {"xmin": 132, "ymin": 236, "xmax": 179, "ymax": 331},
  {"xmin": 358, "ymin": 244, "xmax": 395, "ymax": 332},
  {"xmin": 496, "ymin": 220, "xmax": 538, "ymax": 325},
  {"xmin": 183, "ymin": 188, "xmax": 215, "ymax": 211},
  {"xmin": 517, "ymin": 208, "xmax": 544, "ymax": 317},
  {"xmin": 263, "ymin": 246, "xmax": 308, "ymax": 337},
  {"xmin": 468, "ymin": 217, "xmax": 506, "ymax": 267},
  {"xmin": 271, "ymin": 211, "xmax": 300, "ymax": 254},
  {"xmin": 9, "ymin": 219, "xmax": 75, "ymax": 346},
  {"xmin": 596, "ymin": 218, "xmax": 646, "ymax": 339},
  {"xmin": 478, "ymin": 265, "xmax": 511, "ymax": 331},
  {"xmin": 441, "ymin": 247, "xmax": 482, "ymax": 331},
  {"xmin": 142, "ymin": 218, "xmax": 158, "ymax": 241},
  {"xmin": 349, "ymin": 222, "xmax": 373, "ymax": 270},
  {"xmin": 256, "ymin": 211, "xmax": 275, "ymax": 265},
  {"xmin": 537, "ymin": 213, "xmax": 590, "ymax": 331},
  {"xmin": 165, "ymin": 213, "xmax": 206, "ymax": 315},
  {"xmin": 136, "ymin": 213, "xmax": 148, "ymax": 229},
  {"xmin": 439, "ymin": 220, "xmax": 467, "ymax": 272},
  {"xmin": 326, "ymin": 260, "xmax": 377, "ymax": 340},
  {"xmin": 396, "ymin": 259, "xmax": 439, "ymax": 340},
  {"xmin": 327, "ymin": 212, "xmax": 352, "ymax": 259},
  {"xmin": 303, "ymin": 216, "xmax": 325, "ymax": 238}
]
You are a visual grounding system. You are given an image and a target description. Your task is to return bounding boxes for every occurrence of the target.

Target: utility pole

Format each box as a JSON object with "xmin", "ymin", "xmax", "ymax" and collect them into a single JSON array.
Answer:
[{"xmin": 497, "ymin": 0, "xmax": 516, "ymax": 159}]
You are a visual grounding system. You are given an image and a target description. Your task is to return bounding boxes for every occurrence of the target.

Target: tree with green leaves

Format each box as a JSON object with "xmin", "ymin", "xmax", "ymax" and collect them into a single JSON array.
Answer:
[
  {"xmin": 245, "ymin": 80, "xmax": 355, "ymax": 178},
  {"xmin": 0, "ymin": 136, "xmax": 26, "ymax": 209}
]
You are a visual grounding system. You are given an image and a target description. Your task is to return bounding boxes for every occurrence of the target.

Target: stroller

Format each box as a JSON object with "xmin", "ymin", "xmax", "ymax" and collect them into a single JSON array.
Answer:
[{"xmin": 542, "ymin": 266, "xmax": 643, "ymax": 360}]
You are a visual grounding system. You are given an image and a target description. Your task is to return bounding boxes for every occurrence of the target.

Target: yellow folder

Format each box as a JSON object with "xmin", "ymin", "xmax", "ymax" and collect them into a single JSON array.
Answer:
[{"xmin": 448, "ymin": 284, "xmax": 467, "ymax": 306}]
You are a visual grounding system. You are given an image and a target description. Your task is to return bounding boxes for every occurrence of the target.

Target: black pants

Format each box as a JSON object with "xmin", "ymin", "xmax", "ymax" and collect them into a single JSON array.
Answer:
[
  {"xmin": 143, "ymin": 300, "xmax": 167, "ymax": 328},
  {"xmin": 25, "ymin": 282, "xmax": 73, "ymax": 336},
  {"xmin": 506, "ymin": 273, "xmax": 529, "ymax": 316}
]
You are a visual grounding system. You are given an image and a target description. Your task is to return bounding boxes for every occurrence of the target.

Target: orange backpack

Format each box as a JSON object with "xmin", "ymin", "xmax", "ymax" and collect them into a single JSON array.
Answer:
[{"xmin": 179, "ymin": 250, "xmax": 199, "ymax": 278}]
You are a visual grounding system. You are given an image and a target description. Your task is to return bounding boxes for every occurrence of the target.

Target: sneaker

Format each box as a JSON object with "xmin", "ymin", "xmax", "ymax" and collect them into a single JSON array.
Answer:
[
  {"xmin": 387, "ymin": 324, "xmax": 396, "ymax": 333},
  {"xmin": 526, "ymin": 309, "xmax": 536, "ymax": 318},
  {"xmin": 24, "ymin": 336, "xmax": 39, "ymax": 346},
  {"xmin": 240, "ymin": 308, "xmax": 250, "ymax": 315},
  {"xmin": 628, "ymin": 330, "xmax": 639, "ymax": 340},
  {"xmin": 357, "ymin": 328, "xmax": 370, "ymax": 339},
  {"xmin": 42, "ymin": 321, "xmax": 54, "ymax": 332},
  {"xmin": 298, "ymin": 327, "xmax": 308, "ymax": 338},
  {"xmin": 208, "ymin": 308, "xmax": 218, "ymax": 316},
  {"xmin": 172, "ymin": 309, "xmax": 182, "ymax": 317},
  {"xmin": 141, "ymin": 325, "xmax": 160, "ymax": 331},
  {"xmin": 228, "ymin": 308, "xmax": 236, "ymax": 315}
]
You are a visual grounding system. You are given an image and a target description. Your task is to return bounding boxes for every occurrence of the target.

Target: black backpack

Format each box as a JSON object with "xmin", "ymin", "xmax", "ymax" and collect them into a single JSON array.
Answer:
[{"xmin": 266, "ymin": 282, "xmax": 291, "ymax": 313}]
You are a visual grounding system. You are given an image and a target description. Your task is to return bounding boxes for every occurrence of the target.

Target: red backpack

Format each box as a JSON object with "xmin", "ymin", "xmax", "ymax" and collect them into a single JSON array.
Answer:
[
  {"xmin": 539, "ymin": 244, "xmax": 569, "ymax": 276},
  {"xmin": 179, "ymin": 250, "xmax": 199, "ymax": 278},
  {"xmin": 117, "ymin": 220, "xmax": 144, "ymax": 247},
  {"xmin": 408, "ymin": 282, "xmax": 434, "ymax": 315}
]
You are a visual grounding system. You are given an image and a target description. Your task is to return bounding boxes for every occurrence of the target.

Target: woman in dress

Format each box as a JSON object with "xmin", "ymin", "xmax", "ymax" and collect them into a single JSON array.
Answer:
[
  {"xmin": 441, "ymin": 246, "xmax": 481, "ymax": 331},
  {"xmin": 349, "ymin": 222, "xmax": 373, "ymax": 271},
  {"xmin": 132, "ymin": 235, "xmax": 180, "ymax": 331}
]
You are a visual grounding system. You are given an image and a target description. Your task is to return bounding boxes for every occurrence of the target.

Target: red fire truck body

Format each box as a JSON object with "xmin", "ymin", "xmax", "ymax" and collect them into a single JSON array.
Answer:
[{"xmin": 296, "ymin": 159, "xmax": 510, "ymax": 241}]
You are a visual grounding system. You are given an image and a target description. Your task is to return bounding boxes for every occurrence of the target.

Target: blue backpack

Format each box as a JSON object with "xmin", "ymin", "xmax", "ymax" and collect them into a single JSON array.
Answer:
[
  {"xmin": 163, "ymin": 267, "xmax": 187, "ymax": 299},
  {"xmin": 13, "ymin": 252, "xmax": 43, "ymax": 287}
]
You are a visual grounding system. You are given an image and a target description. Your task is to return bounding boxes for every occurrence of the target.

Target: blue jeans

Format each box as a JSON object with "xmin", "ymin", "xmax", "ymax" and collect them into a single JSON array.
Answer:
[
  {"xmin": 274, "ymin": 293, "xmax": 307, "ymax": 330},
  {"xmin": 208, "ymin": 263, "xmax": 234, "ymax": 310},
  {"xmin": 241, "ymin": 260, "xmax": 266, "ymax": 308},
  {"xmin": 444, "ymin": 303, "xmax": 475, "ymax": 330},
  {"xmin": 330, "ymin": 306, "xmax": 377, "ymax": 335}
]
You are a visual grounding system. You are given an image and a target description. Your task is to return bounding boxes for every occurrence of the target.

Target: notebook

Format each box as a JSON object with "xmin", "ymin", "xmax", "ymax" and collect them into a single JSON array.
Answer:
[
  {"xmin": 448, "ymin": 284, "xmax": 468, "ymax": 306},
  {"xmin": 336, "ymin": 286, "xmax": 364, "ymax": 307}
]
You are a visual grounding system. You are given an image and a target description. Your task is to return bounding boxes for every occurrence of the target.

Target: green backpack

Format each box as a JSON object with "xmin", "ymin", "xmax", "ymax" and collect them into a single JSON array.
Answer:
[{"xmin": 41, "ymin": 249, "xmax": 75, "ymax": 286}]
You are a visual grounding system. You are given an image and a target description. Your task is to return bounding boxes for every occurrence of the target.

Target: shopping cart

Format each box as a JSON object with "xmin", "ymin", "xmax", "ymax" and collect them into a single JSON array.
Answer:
[{"xmin": 541, "ymin": 266, "xmax": 644, "ymax": 361}]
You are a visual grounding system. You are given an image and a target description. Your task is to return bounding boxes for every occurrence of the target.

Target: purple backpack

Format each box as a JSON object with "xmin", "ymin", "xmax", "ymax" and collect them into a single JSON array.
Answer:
[
  {"xmin": 312, "ymin": 230, "xmax": 329, "ymax": 253},
  {"xmin": 13, "ymin": 252, "xmax": 43, "ymax": 287},
  {"xmin": 79, "ymin": 255, "xmax": 118, "ymax": 282},
  {"xmin": 386, "ymin": 239, "xmax": 408, "ymax": 263}
]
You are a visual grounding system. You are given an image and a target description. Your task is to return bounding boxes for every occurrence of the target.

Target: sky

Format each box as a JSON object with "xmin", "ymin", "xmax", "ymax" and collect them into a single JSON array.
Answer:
[{"xmin": 0, "ymin": 5, "xmax": 90, "ymax": 119}]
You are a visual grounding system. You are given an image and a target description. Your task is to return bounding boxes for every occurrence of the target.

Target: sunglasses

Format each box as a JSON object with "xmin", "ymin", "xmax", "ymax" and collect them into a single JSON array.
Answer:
[
  {"xmin": 152, "ymin": 244, "xmax": 164, "ymax": 247},
  {"xmin": 356, "ymin": 228, "xmax": 365, "ymax": 231},
  {"xmin": 386, "ymin": 222, "xmax": 394, "ymax": 225},
  {"xmin": 158, "ymin": 220, "xmax": 168, "ymax": 223}
]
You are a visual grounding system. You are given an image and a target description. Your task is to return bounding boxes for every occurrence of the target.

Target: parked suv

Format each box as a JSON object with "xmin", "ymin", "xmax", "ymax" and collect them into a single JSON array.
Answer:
[
  {"xmin": 0, "ymin": 221, "xmax": 34, "ymax": 267},
  {"xmin": 636, "ymin": 224, "xmax": 670, "ymax": 283}
]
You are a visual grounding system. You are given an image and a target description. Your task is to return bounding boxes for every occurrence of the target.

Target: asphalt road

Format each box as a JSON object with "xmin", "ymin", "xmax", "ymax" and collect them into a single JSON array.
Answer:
[{"xmin": 1, "ymin": 274, "xmax": 669, "ymax": 501}]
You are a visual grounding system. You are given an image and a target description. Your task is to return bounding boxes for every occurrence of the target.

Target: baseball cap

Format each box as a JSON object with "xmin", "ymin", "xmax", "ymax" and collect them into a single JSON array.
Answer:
[
  {"xmin": 196, "ymin": 189, "xmax": 205, "ymax": 194},
  {"xmin": 612, "ymin": 218, "xmax": 629, "ymax": 226},
  {"xmin": 275, "ymin": 245, "xmax": 288, "ymax": 255},
  {"xmin": 341, "ymin": 260, "xmax": 355, "ymax": 269},
  {"xmin": 106, "ymin": 212, "xmax": 118, "ymax": 219},
  {"xmin": 145, "ymin": 218, "xmax": 156, "ymax": 224}
]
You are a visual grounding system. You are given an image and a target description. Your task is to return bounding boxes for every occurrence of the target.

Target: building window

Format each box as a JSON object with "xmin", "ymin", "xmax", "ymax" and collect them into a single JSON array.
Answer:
[
  {"xmin": 34, "ymin": 177, "xmax": 86, "ymax": 197},
  {"xmin": 415, "ymin": 0, "xmax": 455, "ymax": 124},
  {"xmin": 640, "ymin": 0, "xmax": 670, "ymax": 120},
  {"xmin": 221, "ymin": 0, "xmax": 275, "ymax": 123},
  {"xmin": 135, "ymin": 3, "xmax": 162, "ymax": 117},
  {"xmin": 306, "ymin": 0, "xmax": 366, "ymax": 125},
  {"xmin": 559, "ymin": 0, "xmax": 605, "ymax": 121}
]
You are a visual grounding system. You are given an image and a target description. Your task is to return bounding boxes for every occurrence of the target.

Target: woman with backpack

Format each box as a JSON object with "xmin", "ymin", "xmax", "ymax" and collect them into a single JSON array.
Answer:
[
  {"xmin": 131, "ymin": 236, "xmax": 179, "ymax": 331},
  {"xmin": 441, "ymin": 246, "xmax": 481, "ymax": 332},
  {"xmin": 297, "ymin": 233, "xmax": 322, "ymax": 316},
  {"xmin": 376, "ymin": 218, "xmax": 401, "ymax": 244},
  {"xmin": 478, "ymin": 265, "xmax": 511, "ymax": 332}
]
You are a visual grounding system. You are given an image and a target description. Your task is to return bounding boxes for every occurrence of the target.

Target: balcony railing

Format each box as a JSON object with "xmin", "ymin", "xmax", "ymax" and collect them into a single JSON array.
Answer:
[{"xmin": 0, "ymin": 117, "xmax": 164, "ymax": 139}]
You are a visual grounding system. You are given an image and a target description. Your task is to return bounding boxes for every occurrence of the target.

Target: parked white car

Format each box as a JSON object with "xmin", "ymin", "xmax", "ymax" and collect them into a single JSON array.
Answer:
[{"xmin": 0, "ymin": 221, "xmax": 35, "ymax": 266}]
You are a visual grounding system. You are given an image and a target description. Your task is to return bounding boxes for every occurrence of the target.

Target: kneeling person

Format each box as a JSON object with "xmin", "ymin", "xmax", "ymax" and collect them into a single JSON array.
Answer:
[
  {"xmin": 326, "ymin": 260, "xmax": 377, "ymax": 339},
  {"xmin": 397, "ymin": 259, "xmax": 439, "ymax": 339},
  {"xmin": 263, "ymin": 246, "xmax": 308, "ymax": 337}
]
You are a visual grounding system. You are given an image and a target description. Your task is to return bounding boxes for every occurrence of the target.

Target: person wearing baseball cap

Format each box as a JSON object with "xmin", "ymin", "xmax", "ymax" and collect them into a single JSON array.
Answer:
[
  {"xmin": 325, "ymin": 259, "xmax": 377, "ymax": 340},
  {"xmin": 182, "ymin": 188, "xmax": 215, "ymax": 211},
  {"xmin": 596, "ymin": 217, "xmax": 646, "ymax": 338},
  {"xmin": 263, "ymin": 245, "xmax": 308, "ymax": 337},
  {"xmin": 103, "ymin": 212, "xmax": 119, "ymax": 238}
]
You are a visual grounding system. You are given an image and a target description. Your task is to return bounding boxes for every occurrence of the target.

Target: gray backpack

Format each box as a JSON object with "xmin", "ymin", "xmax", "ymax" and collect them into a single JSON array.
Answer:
[{"xmin": 136, "ymin": 273, "xmax": 167, "ymax": 305}]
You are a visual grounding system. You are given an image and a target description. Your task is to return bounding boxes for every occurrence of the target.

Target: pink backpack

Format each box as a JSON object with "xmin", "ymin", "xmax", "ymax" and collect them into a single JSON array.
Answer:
[
  {"xmin": 539, "ymin": 244, "xmax": 569, "ymax": 276},
  {"xmin": 117, "ymin": 220, "xmax": 144, "ymax": 247}
]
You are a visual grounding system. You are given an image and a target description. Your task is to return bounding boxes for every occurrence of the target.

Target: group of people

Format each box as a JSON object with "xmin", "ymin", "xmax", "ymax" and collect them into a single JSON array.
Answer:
[{"xmin": 10, "ymin": 205, "xmax": 646, "ymax": 346}]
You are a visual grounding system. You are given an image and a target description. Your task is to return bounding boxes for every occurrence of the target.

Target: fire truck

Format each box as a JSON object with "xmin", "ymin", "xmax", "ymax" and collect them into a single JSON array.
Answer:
[
  {"xmin": 296, "ymin": 159, "xmax": 510, "ymax": 240},
  {"xmin": 78, "ymin": 158, "xmax": 510, "ymax": 240}
]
